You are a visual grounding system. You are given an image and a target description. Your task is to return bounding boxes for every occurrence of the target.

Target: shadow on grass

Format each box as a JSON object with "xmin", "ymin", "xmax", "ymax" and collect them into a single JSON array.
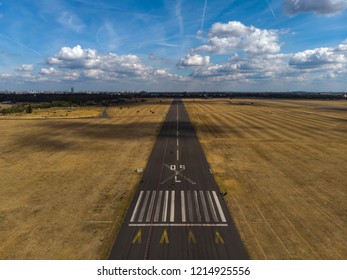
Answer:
[{"xmin": 14, "ymin": 119, "xmax": 228, "ymax": 152}]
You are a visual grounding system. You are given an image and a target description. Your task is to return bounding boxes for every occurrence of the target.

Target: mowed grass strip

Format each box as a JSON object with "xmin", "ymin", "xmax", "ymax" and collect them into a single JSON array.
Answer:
[
  {"xmin": 184, "ymin": 98, "xmax": 347, "ymax": 260},
  {"xmin": 0, "ymin": 100, "xmax": 171, "ymax": 259}
]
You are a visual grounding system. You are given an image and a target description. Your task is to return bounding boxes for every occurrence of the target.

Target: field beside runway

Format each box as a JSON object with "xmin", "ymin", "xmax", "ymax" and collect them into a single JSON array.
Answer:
[
  {"xmin": 185, "ymin": 98, "xmax": 347, "ymax": 259},
  {"xmin": 0, "ymin": 100, "xmax": 170, "ymax": 259}
]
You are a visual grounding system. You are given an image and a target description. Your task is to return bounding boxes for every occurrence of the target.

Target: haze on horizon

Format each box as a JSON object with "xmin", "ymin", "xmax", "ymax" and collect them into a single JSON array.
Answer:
[{"xmin": 0, "ymin": 0, "xmax": 346, "ymax": 92}]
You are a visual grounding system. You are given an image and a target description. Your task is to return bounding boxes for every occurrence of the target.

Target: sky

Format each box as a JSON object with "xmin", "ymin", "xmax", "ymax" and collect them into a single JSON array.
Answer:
[{"xmin": 0, "ymin": 0, "xmax": 346, "ymax": 92}]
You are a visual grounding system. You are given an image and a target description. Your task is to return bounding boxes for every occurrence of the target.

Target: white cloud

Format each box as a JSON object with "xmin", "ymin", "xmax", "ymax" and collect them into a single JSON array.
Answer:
[
  {"xmin": 58, "ymin": 11, "xmax": 85, "ymax": 33},
  {"xmin": 289, "ymin": 46, "xmax": 346, "ymax": 69},
  {"xmin": 195, "ymin": 21, "xmax": 281, "ymax": 55},
  {"xmin": 177, "ymin": 54, "xmax": 210, "ymax": 67},
  {"xmin": 45, "ymin": 45, "xmax": 184, "ymax": 82},
  {"xmin": 284, "ymin": 0, "xmax": 347, "ymax": 15},
  {"xmin": 16, "ymin": 64, "xmax": 34, "ymax": 72},
  {"xmin": 337, "ymin": 39, "xmax": 347, "ymax": 51},
  {"xmin": 40, "ymin": 67, "xmax": 62, "ymax": 75}
]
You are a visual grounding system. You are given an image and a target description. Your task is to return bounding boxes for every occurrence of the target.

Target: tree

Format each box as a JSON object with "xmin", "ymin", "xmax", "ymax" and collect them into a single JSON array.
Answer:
[{"xmin": 26, "ymin": 104, "xmax": 33, "ymax": 114}]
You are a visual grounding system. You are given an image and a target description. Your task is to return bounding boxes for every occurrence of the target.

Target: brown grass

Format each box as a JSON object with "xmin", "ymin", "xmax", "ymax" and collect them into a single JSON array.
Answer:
[
  {"xmin": 0, "ymin": 99, "xmax": 170, "ymax": 259},
  {"xmin": 184, "ymin": 98, "xmax": 347, "ymax": 259},
  {"xmin": 0, "ymin": 106, "xmax": 103, "ymax": 119}
]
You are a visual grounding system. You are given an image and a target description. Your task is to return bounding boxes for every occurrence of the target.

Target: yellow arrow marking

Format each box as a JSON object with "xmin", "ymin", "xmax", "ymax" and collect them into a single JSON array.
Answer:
[
  {"xmin": 188, "ymin": 230, "xmax": 197, "ymax": 244},
  {"xmin": 159, "ymin": 229, "xmax": 169, "ymax": 244},
  {"xmin": 132, "ymin": 228, "xmax": 142, "ymax": 244},
  {"xmin": 215, "ymin": 230, "xmax": 224, "ymax": 244}
]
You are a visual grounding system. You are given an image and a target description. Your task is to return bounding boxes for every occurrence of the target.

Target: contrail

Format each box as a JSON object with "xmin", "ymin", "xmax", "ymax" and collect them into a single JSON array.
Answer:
[
  {"xmin": 200, "ymin": 0, "xmax": 208, "ymax": 33},
  {"xmin": 265, "ymin": 0, "xmax": 276, "ymax": 19},
  {"xmin": 0, "ymin": 34, "xmax": 42, "ymax": 56}
]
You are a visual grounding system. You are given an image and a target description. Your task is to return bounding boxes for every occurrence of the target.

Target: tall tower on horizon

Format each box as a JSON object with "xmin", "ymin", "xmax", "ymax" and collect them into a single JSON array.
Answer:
[{"xmin": 71, "ymin": 87, "xmax": 74, "ymax": 94}]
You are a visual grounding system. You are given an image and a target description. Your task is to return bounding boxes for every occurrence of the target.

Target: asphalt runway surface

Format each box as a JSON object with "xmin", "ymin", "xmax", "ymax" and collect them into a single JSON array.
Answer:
[{"xmin": 108, "ymin": 100, "xmax": 248, "ymax": 259}]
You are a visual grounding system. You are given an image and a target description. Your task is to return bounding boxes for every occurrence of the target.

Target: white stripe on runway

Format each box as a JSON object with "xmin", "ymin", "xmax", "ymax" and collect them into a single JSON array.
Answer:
[
  {"xmin": 162, "ymin": 190, "xmax": 169, "ymax": 222},
  {"xmin": 146, "ymin": 191, "xmax": 157, "ymax": 222},
  {"xmin": 138, "ymin": 191, "xmax": 150, "ymax": 222},
  {"xmin": 154, "ymin": 191, "xmax": 163, "ymax": 222},
  {"xmin": 187, "ymin": 191, "xmax": 194, "ymax": 222},
  {"xmin": 130, "ymin": 191, "xmax": 144, "ymax": 222},
  {"xmin": 181, "ymin": 191, "xmax": 186, "ymax": 222},
  {"xmin": 176, "ymin": 150, "xmax": 179, "ymax": 161},
  {"xmin": 199, "ymin": 191, "xmax": 210, "ymax": 222},
  {"xmin": 212, "ymin": 191, "xmax": 227, "ymax": 223},
  {"xmin": 129, "ymin": 223, "xmax": 228, "ymax": 227},
  {"xmin": 177, "ymin": 138, "xmax": 179, "ymax": 146},
  {"xmin": 170, "ymin": 190, "xmax": 175, "ymax": 222},
  {"xmin": 206, "ymin": 191, "xmax": 218, "ymax": 222},
  {"xmin": 194, "ymin": 191, "xmax": 202, "ymax": 222}
]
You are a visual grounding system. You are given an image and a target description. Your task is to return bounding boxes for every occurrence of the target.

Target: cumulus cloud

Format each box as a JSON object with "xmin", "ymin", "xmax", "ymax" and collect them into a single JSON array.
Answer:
[
  {"xmin": 190, "ymin": 54, "xmax": 291, "ymax": 81},
  {"xmin": 284, "ymin": 0, "xmax": 347, "ymax": 15},
  {"xmin": 40, "ymin": 67, "xmax": 62, "ymax": 75},
  {"xmin": 16, "ymin": 64, "xmax": 34, "ymax": 72},
  {"xmin": 45, "ymin": 45, "xmax": 184, "ymax": 83},
  {"xmin": 289, "ymin": 46, "xmax": 346, "ymax": 69},
  {"xmin": 177, "ymin": 54, "xmax": 210, "ymax": 67},
  {"xmin": 195, "ymin": 21, "xmax": 281, "ymax": 55}
]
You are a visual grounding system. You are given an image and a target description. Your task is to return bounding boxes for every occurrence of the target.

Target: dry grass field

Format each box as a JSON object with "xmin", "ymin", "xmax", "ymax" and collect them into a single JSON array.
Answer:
[
  {"xmin": 0, "ymin": 106, "xmax": 103, "ymax": 119},
  {"xmin": 185, "ymin": 98, "xmax": 347, "ymax": 260},
  {"xmin": 0, "ymin": 100, "xmax": 170, "ymax": 259}
]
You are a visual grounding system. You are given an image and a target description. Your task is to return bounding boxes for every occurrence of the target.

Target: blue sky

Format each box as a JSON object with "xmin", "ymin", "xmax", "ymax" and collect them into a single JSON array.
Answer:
[{"xmin": 0, "ymin": 0, "xmax": 346, "ymax": 91}]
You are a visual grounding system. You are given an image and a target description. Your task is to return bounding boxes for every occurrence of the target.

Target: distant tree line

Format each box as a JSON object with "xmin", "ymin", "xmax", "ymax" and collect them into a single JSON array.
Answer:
[{"xmin": 0, "ymin": 92, "xmax": 345, "ymax": 106}]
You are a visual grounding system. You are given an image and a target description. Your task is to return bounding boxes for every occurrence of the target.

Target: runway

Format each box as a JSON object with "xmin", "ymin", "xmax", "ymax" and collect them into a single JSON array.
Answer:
[{"xmin": 108, "ymin": 100, "xmax": 248, "ymax": 259}]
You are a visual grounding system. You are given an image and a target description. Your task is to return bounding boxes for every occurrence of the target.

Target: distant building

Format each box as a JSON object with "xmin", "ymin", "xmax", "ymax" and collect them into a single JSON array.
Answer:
[{"xmin": 71, "ymin": 87, "xmax": 74, "ymax": 93}]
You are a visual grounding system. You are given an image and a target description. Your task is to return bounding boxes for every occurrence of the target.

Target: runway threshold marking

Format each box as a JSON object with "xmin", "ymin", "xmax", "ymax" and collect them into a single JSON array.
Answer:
[
  {"xmin": 181, "ymin": 191, "xmax": 186, "ymax": 222},
  {"xmin": 130, "ymin": 191, "xmax": 144, "ymax": 222},
  {"xmin": 170, "ymin": 190, "xmax": 175, "ymax": 222},
  {"xmin": 129, "ymin": 190, "xmax": 227, "ymax": 225}
]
